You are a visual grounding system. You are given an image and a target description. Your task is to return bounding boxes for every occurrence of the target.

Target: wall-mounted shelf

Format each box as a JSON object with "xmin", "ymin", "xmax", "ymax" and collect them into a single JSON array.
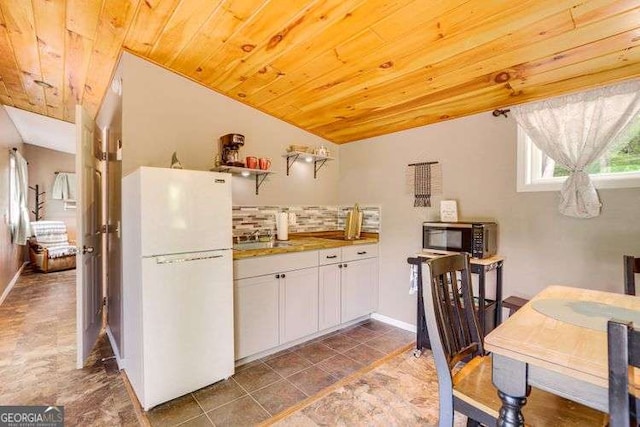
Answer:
[
  {"xmin": 210, "ymin": 166, "xmax": 275, "ymax": 195},
  {"xmin": 283, "ymin": 151, "xmax": 334, "ymax": 179}
]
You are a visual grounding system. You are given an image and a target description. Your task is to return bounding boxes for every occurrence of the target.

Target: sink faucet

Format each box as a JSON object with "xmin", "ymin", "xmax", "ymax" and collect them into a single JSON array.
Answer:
[{"xmin": 252, "ymin": 230, "xmax": 261, "ymax": 241}]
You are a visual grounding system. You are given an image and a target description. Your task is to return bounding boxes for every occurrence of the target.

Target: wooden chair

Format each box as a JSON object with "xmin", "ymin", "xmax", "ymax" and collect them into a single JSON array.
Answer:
[
  {"xmin": 502, "ymin": 295, "xmax": 529, "ymax": 316},
  {"xmin": 624, "ymin": 255, "xmax": 640, "ymax": 296},
  {"xmin": 407, "ymin": 254, "xmax": 607, "ymax": 427},
  {"xmin": 607, "ymin": 319, "xmax": 640, "ymax": 427}
]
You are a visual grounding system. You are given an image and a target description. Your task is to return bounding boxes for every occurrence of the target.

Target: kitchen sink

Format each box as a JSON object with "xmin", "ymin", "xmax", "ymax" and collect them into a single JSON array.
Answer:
[{"xmin": 233, "ymin": 241, "xmax": 293, "ymax": 250}]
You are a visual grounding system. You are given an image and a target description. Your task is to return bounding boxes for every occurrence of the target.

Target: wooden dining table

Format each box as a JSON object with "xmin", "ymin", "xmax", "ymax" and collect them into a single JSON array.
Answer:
[{"xmin": 484, "ymin": 285, "xmax": 640, "ymax": 427}]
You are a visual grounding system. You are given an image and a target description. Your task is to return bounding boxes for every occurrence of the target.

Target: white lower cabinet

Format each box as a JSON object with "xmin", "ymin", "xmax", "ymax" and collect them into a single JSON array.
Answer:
[
  {"xmin": 234, "ymin": 275, "xmax": 279, "ymax": 359},
  {"xmin": 280, "ymin": 267, "xmax": 319, "ymax": 343},
  {"xmin": 234, "ymin": 245, "xmax": 378, "ymax": 360},
  {"xmin": 342, "ymin": 257, "xmax": 378, "ymax": 322},
  {"xmin": 319, "ymin": 263, "xmax": 342, "ymax": 330}
]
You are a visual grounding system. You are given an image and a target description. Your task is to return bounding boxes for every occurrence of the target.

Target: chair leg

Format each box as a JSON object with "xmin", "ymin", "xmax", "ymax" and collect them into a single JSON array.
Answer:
[{"xmin": 439, "ymin": 394, "xmax": 454, "ymax": 427}]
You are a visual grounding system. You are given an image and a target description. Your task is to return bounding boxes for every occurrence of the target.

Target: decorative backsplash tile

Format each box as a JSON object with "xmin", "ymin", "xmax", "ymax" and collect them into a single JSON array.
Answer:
[
  {"xmin": 338, "ymin": 206, "xmax": 381, "ymax": 233},
  {"xmin": 232, "ymin": 205, "xmax": 381, "ymax": 237}
]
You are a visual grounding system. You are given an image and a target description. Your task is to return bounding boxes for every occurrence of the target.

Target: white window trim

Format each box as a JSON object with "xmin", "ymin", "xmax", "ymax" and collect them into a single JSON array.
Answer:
[{"xmin": 516, "ymin": 126, "xmax": 640, "ymax": 192}]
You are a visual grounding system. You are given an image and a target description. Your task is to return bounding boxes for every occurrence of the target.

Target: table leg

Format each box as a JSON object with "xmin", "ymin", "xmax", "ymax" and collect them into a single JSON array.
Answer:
[
  {"xmin": 478, "ymin": 268, "xmax": 486, "ymax": 334},
  {"xmin": 496, "ymin": 261, "xmax": 503, "ymax": 325},
  {"xmin": 492, "ymin": 354, "xmax": 528, "ymax": 427},
  {"xmin": 497, "ymin": 391, "xmax": 527, "ymax": 427}
]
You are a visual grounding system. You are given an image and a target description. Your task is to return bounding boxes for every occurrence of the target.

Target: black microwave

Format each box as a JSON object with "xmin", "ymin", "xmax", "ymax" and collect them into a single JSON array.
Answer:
[{"xmin": 422, "ymin": 222, "xmax": 497, "ymax": 259}]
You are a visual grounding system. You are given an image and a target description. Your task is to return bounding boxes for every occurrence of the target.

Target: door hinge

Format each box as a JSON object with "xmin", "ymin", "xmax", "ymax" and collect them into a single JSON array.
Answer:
[
  {"xmin": 99, "ymin": 152, "xmax": 116, "ymax": 161},
  {"xmin": 103, "ymin": 297, "xmax": 108, "ymax": 307},
  {"xmin": 100, "ymin": 224, "xmax": 117, "ymax": 233}
]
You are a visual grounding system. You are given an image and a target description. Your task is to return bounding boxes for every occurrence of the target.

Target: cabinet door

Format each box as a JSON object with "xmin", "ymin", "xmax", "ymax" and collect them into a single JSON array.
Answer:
[
  {"xmin": 234, "ymin": 275, "xmax": 279, "ymax": 359},
  {"xmin": 319, "ymin": 264, "xmax": 341, "ymax": 330},
  {"xmin": 342, "ymin": 258, "xmax": 378, "ymax": 322},
  {"xmin": 280, "ymin": 268, "xmax": 319, "ymax": 344}
]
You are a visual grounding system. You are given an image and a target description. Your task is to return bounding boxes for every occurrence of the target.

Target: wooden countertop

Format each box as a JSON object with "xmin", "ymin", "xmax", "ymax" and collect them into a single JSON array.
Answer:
[{"xmin": 233, "ymin": 231, "xmax": 379, "ymax": 260}]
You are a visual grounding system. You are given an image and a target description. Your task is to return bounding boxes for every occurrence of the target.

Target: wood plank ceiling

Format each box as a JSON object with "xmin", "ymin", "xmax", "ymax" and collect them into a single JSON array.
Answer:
[{"xmin": 1, "ymin": 0, "xmax": 640, "ymax": 143}]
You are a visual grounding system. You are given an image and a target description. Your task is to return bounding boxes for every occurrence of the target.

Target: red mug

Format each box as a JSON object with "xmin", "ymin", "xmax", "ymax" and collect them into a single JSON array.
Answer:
[
  {"xmin": 258, "ymin": 158, "xmax": 271, "ymax": 170},
  {"xmin": 246, "ymin": 156, "xmax": 258, "ymax": 169}
]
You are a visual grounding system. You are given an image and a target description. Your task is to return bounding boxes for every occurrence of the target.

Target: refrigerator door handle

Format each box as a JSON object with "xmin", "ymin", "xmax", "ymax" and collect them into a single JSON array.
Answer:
[{"xmin": 156, "ymin": 253, "xmax": 224, "ymax": 265}]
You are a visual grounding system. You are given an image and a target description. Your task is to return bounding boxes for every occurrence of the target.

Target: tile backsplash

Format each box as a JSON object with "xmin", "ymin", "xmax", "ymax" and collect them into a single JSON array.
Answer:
[{"xmin": 232, "ymin": 205, "xmax": 381, "ymax": 237}]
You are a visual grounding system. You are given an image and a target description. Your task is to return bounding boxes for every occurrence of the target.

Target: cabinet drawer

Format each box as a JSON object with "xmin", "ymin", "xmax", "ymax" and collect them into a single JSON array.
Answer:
[
  {"xmin": 234, "ymin": 251, "xmax": 318, "ymax": 280},
  {"xmin": 318, "ymin": 248, "xmax": 341, "ymax": 265},
  {"xmin": 342, "ymin": 244, "xmax": 378, "ymax": 262}
]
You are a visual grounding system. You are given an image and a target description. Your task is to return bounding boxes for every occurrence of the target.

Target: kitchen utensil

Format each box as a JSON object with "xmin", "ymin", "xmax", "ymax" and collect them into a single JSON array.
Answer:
[
  {"xmin": 276, "ymin": 212, "xmax": 289, "ymax": 240},
  {"xmin": 258, "ymin": 158, "xmax": 271, "ymax": 170},
  {"xmin": 314, "ymin": 146, "xmax": 328, "ymax": 157},
  {"xmin": 288, "ymin": 145, "xmax": 309, "ymax": 153},
  {"xmin": 246, "ymin": 156, "xmax": 258, "ymax": 169},
  {"xmin": 344, "ymin": 203, "xmax": 363, "ymax": 240}
]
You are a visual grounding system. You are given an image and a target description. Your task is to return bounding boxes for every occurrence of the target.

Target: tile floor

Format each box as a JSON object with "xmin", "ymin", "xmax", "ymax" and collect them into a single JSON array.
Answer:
[
  {"xmin": 146, "ymin": 320, "xmax": 416, "ymax": 426},
  {"xmin": 0, "ymin": 266, "xmax": 139, "ymax": 426}
]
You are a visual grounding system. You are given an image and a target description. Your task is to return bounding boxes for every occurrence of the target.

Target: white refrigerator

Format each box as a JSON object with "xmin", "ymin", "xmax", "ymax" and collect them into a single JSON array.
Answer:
[{"xmin": 122, "ymin": 167, "xmax": 234, "ymax": 410}]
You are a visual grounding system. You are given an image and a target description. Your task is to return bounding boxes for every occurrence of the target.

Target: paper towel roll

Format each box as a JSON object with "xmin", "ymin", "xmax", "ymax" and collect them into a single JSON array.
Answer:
[{"xmin": 276, "ymin": 212, "xmax": 288, "ymax": 241}]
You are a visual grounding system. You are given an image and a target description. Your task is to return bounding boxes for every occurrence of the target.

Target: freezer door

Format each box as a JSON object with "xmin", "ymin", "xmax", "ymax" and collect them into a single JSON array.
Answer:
[
  {"xmin": 139, "ymin": 168, "xmax": 232, "ymax": 256},
  {"xmin": 141, "ymin": 250, "xmax": 234, "ymax": 409}
]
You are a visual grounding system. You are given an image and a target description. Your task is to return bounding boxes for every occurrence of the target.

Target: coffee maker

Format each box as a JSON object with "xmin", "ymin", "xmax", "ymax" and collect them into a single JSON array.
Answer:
[{"xmin": 220, "ymin": 133, "xmax": 245, "ymax": 166}]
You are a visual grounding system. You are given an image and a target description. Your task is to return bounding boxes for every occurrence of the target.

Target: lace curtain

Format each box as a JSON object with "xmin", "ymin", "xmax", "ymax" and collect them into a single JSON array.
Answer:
[{"xmin": 512, "ymin": 80, "xmax": 640, "ymax": 218}]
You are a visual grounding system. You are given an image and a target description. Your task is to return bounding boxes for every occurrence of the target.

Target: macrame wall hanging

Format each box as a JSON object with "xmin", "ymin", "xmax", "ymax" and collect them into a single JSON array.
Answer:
[{"xmin": 406, "ymin": 161, "xmax": 442, "ymax": 207}]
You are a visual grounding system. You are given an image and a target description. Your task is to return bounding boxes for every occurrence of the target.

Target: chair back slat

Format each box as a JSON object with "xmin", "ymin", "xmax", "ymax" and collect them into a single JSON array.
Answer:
[
  {"xmin": 624, "ymin": 255, "xmax": 639, "ymax": 296},
  {"xmin": 424, "ymin": 254, "xmax": 483, "ymax": 369},
  {"xmin": 607, "ymin": 319, "xmax": 640, "ymax": 427}
]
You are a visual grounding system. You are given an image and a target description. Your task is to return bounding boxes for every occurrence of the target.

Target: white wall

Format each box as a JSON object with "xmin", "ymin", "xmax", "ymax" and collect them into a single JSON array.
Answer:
[
  {"xmin": 119, "ymin": 53, "xmax": 339, "ymax": 206},
  {"xmin": 0, "ymin": 107, "xmax": 24, "ymax": 296},
  {"xmin": 22, "ymin": 144, "xmax": 76, "ymax": 239},
  {"xmin": 338, "ymin": 112, "xmax": 640, "ymax": 325}
]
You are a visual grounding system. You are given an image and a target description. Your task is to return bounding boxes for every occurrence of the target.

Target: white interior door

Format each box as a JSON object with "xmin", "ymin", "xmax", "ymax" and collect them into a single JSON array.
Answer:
[{"xmin": 76, "ymin": 105, "xmax": 103, "ymax": 368}]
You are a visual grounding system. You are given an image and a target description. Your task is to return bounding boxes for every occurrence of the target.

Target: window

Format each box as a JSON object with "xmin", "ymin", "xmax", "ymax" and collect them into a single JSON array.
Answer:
[{"xmin": 517, "ymin": 122, "xmax": 640, "ymax": 192}]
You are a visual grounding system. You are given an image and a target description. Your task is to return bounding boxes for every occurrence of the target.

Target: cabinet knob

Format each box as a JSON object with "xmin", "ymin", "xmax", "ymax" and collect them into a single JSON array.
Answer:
[
  {"xmin": 276, "ymin": 274, "xmax": 280, "ymax": 279},
  {"xmin": 326, "ymin": 255, "xmax": 337, "ymax": 259},
  {"xmin": 357, "ymin": 251, "xmax": 367, "ymax": 255},
  {"xmin": 338, "ymin": 264, "xmax": 342, "ymax": 269},
  {"xmin": 343, "ymin": 264, "xmax": 348, "ymax": 268},
  {"xmin": 281, "ymin": 273, "xmax": 286, "ymax": 278}
]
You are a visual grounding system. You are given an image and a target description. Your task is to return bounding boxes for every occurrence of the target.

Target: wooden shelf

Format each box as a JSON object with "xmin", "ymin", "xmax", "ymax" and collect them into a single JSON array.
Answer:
[
  {"xmin": 210, "ymin": 166, "xmax": 275, "ymax": 195},
  {"xmin": 283, "ymin": 151, "xmax": 334, "ymax": 178}
]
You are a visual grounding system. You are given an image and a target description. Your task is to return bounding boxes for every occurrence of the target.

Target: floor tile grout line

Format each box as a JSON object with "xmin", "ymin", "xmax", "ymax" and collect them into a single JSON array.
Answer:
[
  {"xmin": 281, "ymin": 376, "xmax": 311, "ymax": 400},
  {"xmin": 231, "ymin": 376, "xmax": 273, "ymax": 417}
]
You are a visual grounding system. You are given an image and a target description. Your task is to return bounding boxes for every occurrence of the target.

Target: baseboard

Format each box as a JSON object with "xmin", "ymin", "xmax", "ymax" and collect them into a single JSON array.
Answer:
[
  {"xmin": 370, "ymin": 312, "xmax": 417, "ymax": 333},
  {"xmin": 0, "ymin": 262, "xmax": 27, "ymax": 307},
  {"xmin": 106, "ymin": 325, "xmax": 124, "ymax": 370}
]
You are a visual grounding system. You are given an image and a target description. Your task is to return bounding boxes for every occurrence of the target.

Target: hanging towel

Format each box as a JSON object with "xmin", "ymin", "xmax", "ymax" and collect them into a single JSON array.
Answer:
[
  {"xmin": 414, "ymin": 163, "xmax": 432, "ymax": 207},
  {"xmin": 52, "ymin": 173, "xmax": 77, "ymax": 200}
]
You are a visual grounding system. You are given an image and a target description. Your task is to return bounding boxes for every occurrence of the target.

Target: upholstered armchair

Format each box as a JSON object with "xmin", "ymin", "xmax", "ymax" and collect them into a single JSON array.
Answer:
[{"xmin": 28, "ymin": 221, "xmax": 77, "ymax": 273}]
